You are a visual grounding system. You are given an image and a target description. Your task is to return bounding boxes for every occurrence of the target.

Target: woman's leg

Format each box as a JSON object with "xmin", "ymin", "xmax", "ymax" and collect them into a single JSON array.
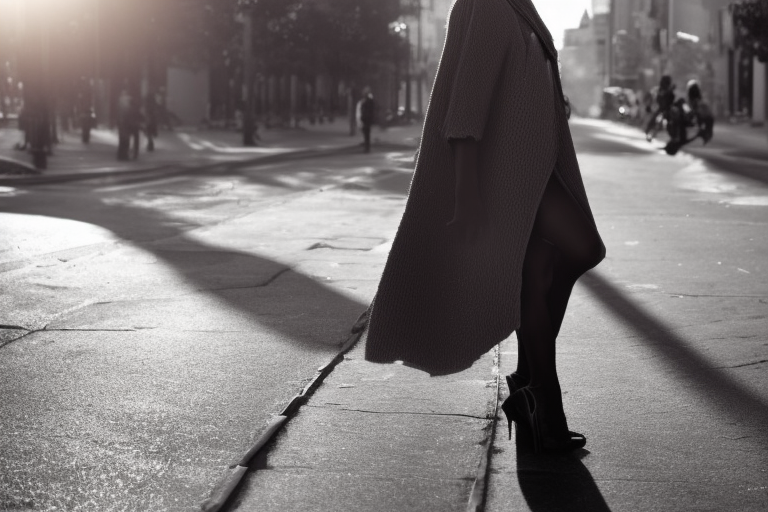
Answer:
[{"xmin": 517, "ymin": 173, "xmax": 604, "ymax": 428}]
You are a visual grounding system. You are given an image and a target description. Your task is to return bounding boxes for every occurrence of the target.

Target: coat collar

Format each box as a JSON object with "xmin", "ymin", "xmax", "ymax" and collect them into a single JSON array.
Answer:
[{"xmin": 504, "ymin": 0, "xmax": 558, "ymax": 62}]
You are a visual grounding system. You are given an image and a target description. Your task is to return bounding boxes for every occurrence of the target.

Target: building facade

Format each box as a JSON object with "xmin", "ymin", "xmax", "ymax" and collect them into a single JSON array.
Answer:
[
  {"xmin": 603, "ymin": 0, "xmax": 767, "ymax": 124},
  {"xmin": 560, "ymin": 11, "xmax": 604, "ymax": 116}
]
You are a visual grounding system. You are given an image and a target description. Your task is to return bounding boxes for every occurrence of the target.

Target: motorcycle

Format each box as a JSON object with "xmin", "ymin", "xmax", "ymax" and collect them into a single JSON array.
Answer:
[{"xmin": 663, "ymin": 98, "xmax": 714, "ymax": 156}]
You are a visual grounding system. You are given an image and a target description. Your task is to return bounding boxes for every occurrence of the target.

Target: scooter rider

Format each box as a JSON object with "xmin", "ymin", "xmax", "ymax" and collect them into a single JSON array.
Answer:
[
  {"xmin": 645, "ymin": 75, "xmax": 676, "ymax": 141},
  {"xmin": 686, "ymin": 79, "xmax": 714, "ymax": 144}
]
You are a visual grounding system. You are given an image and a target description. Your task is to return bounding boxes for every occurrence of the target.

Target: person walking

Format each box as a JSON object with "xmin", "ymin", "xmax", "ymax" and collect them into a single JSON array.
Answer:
[
  {"xmin": 358, "ymin": 87, "xmax": 375, "ymax": 153},
  {"xmin": 127, "ymin": 97, "xmax": 142, "ymax": 160},
  {"xmin": 364, "ymin": 0, "xmax": 605, "ymax": 453},
  {"xmin": 116, "ymin": 89, "xmax": 131, "ymax": 161},
  {"xmin": 645, "ymin": 75, "xmax": 676, "ymax": 141}
]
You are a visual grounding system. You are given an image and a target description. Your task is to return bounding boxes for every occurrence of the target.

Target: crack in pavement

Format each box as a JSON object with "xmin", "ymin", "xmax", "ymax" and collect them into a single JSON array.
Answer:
[
  {"xmin": 666, "ymin": 293, "xmax": 768, "ymax": 299},
  {"xmin": 197, "ymin": 267, "xmax": 292, "ymax": 293},
  {"xmin": 713, "ymin": 359, "xmax": 768, "ymax": 370},
  {"xmin": 44, "ymin": 328, "xmax": 139, "ymax": 332},
  {"xmin": 52, "ymin": 267, "xmax": 295, "ymax": 308},
  {"xmin": 702, "ymin": 335, "xmax": 760, "ymax": 341},
  {"xmin": 0, "ymin": 326, "xmax": 160, "ymax": 349},
  {"xmin": 258, "ymin": 466, "xmax": 473, "ymax": 483},
  {"xmin": 307, "ymin": 404, "xmax": 491, "ymax": 421},
  {"xmin": 307, "ymin": 242, "xmax": 373, "ymax": 252},
  {"xmin": 0, "ymin": 327, "xmax": 32, "ymax": 349},
  {"xmin": 0, "ymin": 241, "xmax": 121, "ymax": 274}
]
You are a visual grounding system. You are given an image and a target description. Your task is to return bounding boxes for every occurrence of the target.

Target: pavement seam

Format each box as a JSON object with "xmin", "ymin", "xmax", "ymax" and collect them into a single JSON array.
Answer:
[
  {"xmin": 0, "ymin": 241, "xmax": 121, "ymax": 274},
  {"xmin": 713, "ymin": 359, "xmax": 768, "ymax": 370},
  {"xmin": 466, "ymin": 345, "xmax": 501, "ymax": 512},
  {"xmin": 0, "ymin": 327, "xmax": 34, "ymax": 349},
  {"xmin": 200, "ymin": 307, "xmax": 370, "ymax": 512},
  {"xmin": 199, "ymin": 268, "xmax": 292, "ymax": 293},
  {"xmin": 304, "ymin": 404, "xmax": 490, "ymax": 421}
]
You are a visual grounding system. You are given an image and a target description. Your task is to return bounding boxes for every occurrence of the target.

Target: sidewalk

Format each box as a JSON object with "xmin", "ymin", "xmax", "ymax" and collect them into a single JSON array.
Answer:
[
  {"xmin": 214, "ymin": 127, "xmax": 768, "ymax": 511},
  {"xmin": 2, "ymin": 119, "xmax": 765, "ymax": 511},
  {"xmin": 707, "ymin": 121, "xmax": 768, "ymax": 158},
  {"xmin": 0, "ymin": 119, "xmax": 422, "ymax": 184}
]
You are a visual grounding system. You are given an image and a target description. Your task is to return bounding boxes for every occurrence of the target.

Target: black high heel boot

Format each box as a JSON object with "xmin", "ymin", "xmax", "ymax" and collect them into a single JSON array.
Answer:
[
  {"xmin": 500, "ymin": 395, "xmax": 518, "ymax": 441},
  {"xmin": 505, "ymin": 372, "xmax": 529, "ymax": 396},
  {"xmin": 510, "ymin": 387, "xmax": 586, "ymax": 453}
]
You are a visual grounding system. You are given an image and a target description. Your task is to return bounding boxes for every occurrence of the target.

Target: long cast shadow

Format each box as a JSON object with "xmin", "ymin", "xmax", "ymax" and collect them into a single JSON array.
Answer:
[
  {"xmin": 0, "ymin": 191, "xmax": 368, "ymax": 352},
  {"xmin": 516, "ymin": 445, "xmax": 612, "ymax": 512},
  {"xmin": 581, "ymin": 271, "xmax": 768, "ymax": 445}
]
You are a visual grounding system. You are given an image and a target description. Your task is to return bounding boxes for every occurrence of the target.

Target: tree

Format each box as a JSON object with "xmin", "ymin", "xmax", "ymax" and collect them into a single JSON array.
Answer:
[{"xmin": 731, "ymin": 0, "xmax": 768, "ymax": 62}]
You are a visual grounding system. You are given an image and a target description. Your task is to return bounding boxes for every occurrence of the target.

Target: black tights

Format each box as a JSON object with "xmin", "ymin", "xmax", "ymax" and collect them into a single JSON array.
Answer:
[{"xmin": 516, "ymin": 173, "xmax": 604, "ymax": 404}]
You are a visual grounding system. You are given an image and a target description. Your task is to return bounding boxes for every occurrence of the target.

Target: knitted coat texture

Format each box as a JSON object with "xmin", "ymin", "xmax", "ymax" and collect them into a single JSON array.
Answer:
[{"xmin": 364, "ymin": 0, "xmax": 602, "ymax": 376}]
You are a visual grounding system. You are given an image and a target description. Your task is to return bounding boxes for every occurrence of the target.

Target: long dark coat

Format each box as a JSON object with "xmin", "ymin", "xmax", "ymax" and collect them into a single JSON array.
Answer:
[{"xmin": 364, "ymin": 0, "xmax": 603, "ymax": 375}]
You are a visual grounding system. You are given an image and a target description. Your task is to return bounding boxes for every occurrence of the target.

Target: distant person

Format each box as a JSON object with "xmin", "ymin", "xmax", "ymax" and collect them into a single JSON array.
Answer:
[
  {"xmin": 645, "ymin": 75, "xmax": 676, "ymax": 141},
  {"xmin": 127, "ymin": 98, "xmax": 142, "ymax": 160},
  {"xmin": 145, "ymin": 93, "xmax": 159, "ymax": 152},
  {"xmin": 15, "ymin": 105, "xmax": 28, "ymax": 150},
  {"xmin": 364, "ymin": 0, "xmax": 605, "ymax": 454},
  {"xmin": 686, "ymin": 79, "xmax": 714, "ymax": 144},
  {"xmin": 358, "ymin": 87, "xmax": 375, "ymax": 153},
  {"xmin": 117, "ymin": 89, "xmax": 131, "ymax": 161}
]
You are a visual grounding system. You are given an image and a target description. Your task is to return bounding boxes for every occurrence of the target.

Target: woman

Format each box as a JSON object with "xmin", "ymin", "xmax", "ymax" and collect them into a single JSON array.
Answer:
[{"xmin": 365, "ymin": 0, "xmax": 605, "ymax": 453}]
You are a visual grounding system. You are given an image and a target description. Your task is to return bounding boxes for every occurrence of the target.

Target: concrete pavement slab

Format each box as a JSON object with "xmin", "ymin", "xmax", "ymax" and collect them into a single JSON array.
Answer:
[
  {"xmin": 484, "ymin": 124, "xmax": 768, "ymax": 512},
  {"xmin": 0, "ymin": 328, "xmax": 343, "ymax": 511},
  {"xmin": 230, "ymin": 342, "xmax": 497, "ymax": 512}
]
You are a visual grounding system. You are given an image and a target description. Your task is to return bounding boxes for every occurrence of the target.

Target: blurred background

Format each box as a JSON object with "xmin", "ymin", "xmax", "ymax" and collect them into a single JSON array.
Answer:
[
  {"xmin": 0, "ymin": 0, "xmax": 454, "ymax": 140},
  {"xmin": 558, "ymin": 0, "xmax": 766, "ymax": 125},
  {"xmin": 0, "ymin": 0, "xmax": 765, "ymax": 159}
]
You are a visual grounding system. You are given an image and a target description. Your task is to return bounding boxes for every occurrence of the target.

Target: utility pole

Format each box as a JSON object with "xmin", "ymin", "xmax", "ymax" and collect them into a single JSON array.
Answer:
[
  {"xmin": 240, "ymin": 6, "xmax": 256, "ymax": 146},
  {"xmin": 416, "ymin": 0, "xmax": 423, "ymax": 117},
  {"xmin": 23, "ymin": 0, "xmax": 52, "ymax": 168},
  {"xmin": 404, "ymin": 23, "xmax": 412, "ymax": 120},
  {"xmin": 608, "ymin": 0, "xmax": 615, "ymax": 86}
]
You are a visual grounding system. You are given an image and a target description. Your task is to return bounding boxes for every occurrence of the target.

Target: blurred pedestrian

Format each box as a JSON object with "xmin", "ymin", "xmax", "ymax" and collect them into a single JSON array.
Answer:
[
  {"xmin": 127, "ymin": 99, "xmax": 142, "ymax": 160},
  {"xmin": 645, "ymin": 75, "xmax": 676, "ymax": 141},
  {"xmin": 145, "ymin": 93, "xmax": 159, "ymax": 152},
  {"xmin": 686, "ymin": 79, "xmax": 714, "ymax": 144},
  {"xmin": 364, "ymin": 0, "xmax": 605, "ymax": 454},
  {"xmin": 14, "ymin": 105, "xmax": 28, "ymax": 151},
  {"xmin": 358, "ymin": 87, "xmax": 375, "ymax": 153},
  {"xmin": 117, "ymin": 89, "xmax": 131, "ymax": 161}
]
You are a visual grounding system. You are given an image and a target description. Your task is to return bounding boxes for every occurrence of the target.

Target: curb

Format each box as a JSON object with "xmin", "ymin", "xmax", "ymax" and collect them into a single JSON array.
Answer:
[
  {"xmin": 0, "ymin": 155, "xmax": 39, "ymax": 177},
  {"xmin": 200, "ymin": 308, "xmax": 370, "ymax": 512},
  {"xmin": 0, "ymin": 142, "xmax": 416, "ymax": 186},
  {"xmin": 466, "ymin": 346, "xmax": 501, "ymax": 512}
]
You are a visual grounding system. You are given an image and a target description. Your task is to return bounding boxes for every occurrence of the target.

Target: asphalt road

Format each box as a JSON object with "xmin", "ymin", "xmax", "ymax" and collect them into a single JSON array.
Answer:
[
  {"xmin": 0, "ymin": 147, "xmax": 414, "ymax": 511},
  {"xmin": 1, "ymin": 120, "xmax": 766, "ymax": 511}
]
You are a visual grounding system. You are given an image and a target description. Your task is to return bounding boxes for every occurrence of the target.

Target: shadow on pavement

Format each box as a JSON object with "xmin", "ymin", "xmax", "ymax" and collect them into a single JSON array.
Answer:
[
  {"xmin": 582, "ymin": 271, "xmax": 768, "ymax": 444},
  {"xmin": 516, "ymin": 446, "xmax": 612, "ymax": 512},
  {"xmin": 1, "ymin": 193, "xmax": 368, "ymax": 351}
]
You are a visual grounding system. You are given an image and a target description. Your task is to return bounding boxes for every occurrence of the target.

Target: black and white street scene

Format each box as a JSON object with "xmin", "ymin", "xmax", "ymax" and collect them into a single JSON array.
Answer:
[{"xmin": 1, "ymin": 0, "xmax": 767, "ymax": 511}]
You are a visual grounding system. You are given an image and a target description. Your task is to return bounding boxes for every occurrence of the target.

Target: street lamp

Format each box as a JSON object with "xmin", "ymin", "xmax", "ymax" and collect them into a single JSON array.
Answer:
[{"xmin": 390, "ymin": 20, "xmax": 411, "ymax": 121}]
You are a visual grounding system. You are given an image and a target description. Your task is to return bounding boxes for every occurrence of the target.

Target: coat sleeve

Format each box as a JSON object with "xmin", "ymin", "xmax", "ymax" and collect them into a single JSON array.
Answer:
[{"xmin": 441, "ymin": 0, "xmax": 514, "ymax": 142}]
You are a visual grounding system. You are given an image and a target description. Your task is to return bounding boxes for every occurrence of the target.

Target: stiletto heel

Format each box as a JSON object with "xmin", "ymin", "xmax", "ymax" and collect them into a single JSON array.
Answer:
[
  {"xmin": 511, "ymin": 387, "xmax": 586, "ymax": 453},
  {"xmin": 500, "ymin": 396, "xmax": 516, "ymax": 440}
]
